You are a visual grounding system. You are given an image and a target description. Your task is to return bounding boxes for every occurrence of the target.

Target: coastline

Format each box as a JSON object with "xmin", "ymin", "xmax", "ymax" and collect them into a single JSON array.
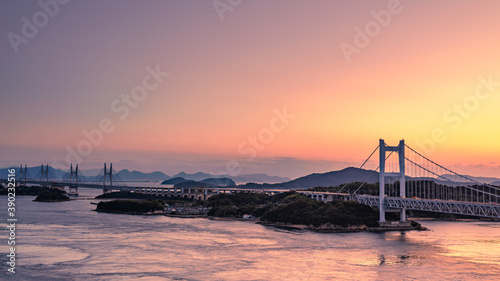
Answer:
[
  {"xmin": 164, "ymin": 213, "xmax": 208, "ymax": 219},
  {"xmin": 94, "ymin": 209, "xmax": 164, "ymax": 215},
  {"xmin": 258, "ymin": 222, "xmax": 428, "ymax": 233},
  {"xmin": 208, "ymin": 216, "xmax": 259, "ymax": 222}
]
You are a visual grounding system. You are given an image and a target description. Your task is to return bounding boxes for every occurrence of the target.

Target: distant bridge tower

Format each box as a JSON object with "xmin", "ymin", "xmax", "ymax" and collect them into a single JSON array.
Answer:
[
  {"xmin": 40, "ymin": 164, "xmax": 49, "ymax": 182},
  {"xmin": 379, "ymin": 139, "xmax": 407, "ymax": 225},
  {"xmin": 18, "ymin": 165, "xmax": 27, "ymax": 186},
  {"xmin": 68, "ymin": 163, "xmax": 79, "ymax": 195},
  {"xmin": 103, "ymin": 163, "xmax": 113, "ymax": 193}
]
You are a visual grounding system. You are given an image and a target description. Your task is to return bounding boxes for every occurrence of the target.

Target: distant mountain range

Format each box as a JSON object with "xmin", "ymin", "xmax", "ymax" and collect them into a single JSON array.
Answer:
[
  {"xmin": 1, "ymin": 165, "xmax": 499, "ymax": 188},
  {"xmin": 0, "ymin": 167, "xmax": 287, "ymax": 184},
  {"xmin": 440, "ymin": 174, "xmax": 500, "ymax": 184},
  {"xmin": 239, "ymin": 167, "xmax": 379, "ymax": 189},
  {"xmin": 161, "ymin": 177, "xmax": 187, "ymax": 185},
  {"xmin": 171, "ymin": 178, "xmax": 236, "ymax": 189},
  {"xmin": 0, "ymin": 166, "xmax": 170, "ymax": 182},
  {"xmin": 0, "ymin": 165, "xmax": 92, "ymax": 181},
  {"xmin": 236, "ymin": 168, "xmax": 500, "ymax": 190},
  {"xmin": 161, "ymin": 177, "xmax": 236, "ymax": 188},
  {"xmin": 114, "ymin": 169, "xmax": 170, "ymax": 181},
  {"xmin": 199, "ymin": 177, "xmax": 236, "ymax": 186},
  {"xmin": 172, "ymin": 172, "xmax": 290, "ymax": 183}
]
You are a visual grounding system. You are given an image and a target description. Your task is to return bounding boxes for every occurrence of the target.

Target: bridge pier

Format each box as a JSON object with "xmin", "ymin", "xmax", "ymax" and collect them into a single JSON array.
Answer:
[{"xmin": 68, "ymin": 185, "xmax": 78, "ymax": 195}]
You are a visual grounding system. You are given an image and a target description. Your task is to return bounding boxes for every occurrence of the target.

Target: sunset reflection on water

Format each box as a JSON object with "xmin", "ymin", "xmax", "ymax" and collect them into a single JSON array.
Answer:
[{"xmin": 1, "ymin": 192, "xmax": 499, "ymax": 280}]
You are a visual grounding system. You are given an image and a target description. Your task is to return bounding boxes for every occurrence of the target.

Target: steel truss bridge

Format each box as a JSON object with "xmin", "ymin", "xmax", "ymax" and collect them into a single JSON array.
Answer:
[{"xmin": 356, "ymin": 196, "xmax": 500, "ymax": 219}]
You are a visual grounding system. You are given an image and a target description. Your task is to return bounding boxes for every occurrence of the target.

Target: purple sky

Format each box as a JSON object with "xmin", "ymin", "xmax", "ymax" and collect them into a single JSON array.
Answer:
[{"xmin": 2, "ymin": 1, "xmax": 500, "ymax": 178}]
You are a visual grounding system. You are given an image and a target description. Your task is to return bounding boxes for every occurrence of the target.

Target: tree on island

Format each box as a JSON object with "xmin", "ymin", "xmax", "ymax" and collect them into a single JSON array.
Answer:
[
  {"xmin": 96, "ymin": 199, "xmax": 164, "ymax": 214},
  {"xmin": 260, "ymin": 194, "xmax": 380, "ymax": 227},
  {"xmin": 206, "ymin": 191, "xmax": 382, "ymax": 228},
  {"xmin": 0, "ymin": 185, "xmax": 56, "ymax": 196}
]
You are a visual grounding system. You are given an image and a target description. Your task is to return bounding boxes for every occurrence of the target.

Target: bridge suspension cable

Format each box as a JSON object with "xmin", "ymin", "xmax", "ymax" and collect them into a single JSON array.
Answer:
[
  {"xmin": 338, "ymin": 145, "xmax": 379, "ymax": 193},
  {"xmin": 406, "ymin": 144, "xmax": 500, "ymax": 189},
  {"xmin": 405, "ymin": 144, "xmax": 500, "ymax": 203},
  {"xmin": 352, "ymin": 150, "xmax": 395, "ymax": 195},
  {"xmin": 404, "ymin": 156, "xmax": 500, "ymax": 200}
]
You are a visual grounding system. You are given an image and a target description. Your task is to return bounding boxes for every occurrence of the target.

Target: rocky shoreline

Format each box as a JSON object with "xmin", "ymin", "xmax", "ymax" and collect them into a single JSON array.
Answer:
[
  {"xmin": 94, "ymin": 209, "xmax": 164, "ymax": 215},
  {"xmin": 165, "ymin": 213, "xmax": 208, "ymax": 218},
  {"xmin": 259, "ymin": 221, "xmax": 428, "ymax": 233}
]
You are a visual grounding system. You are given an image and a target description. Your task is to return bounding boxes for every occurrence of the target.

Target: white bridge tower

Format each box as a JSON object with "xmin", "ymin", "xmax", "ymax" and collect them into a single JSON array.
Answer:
[{"xmin": 379, "ymin": 139, "xmax": 408, "ymax": 226}]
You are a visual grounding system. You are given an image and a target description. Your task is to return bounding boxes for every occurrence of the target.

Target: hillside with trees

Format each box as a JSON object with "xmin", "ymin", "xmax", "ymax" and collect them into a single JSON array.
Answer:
[
  {"xmin": 206, "ymin": 192, "xmax": 386, "ymax": 231},
  {"xmin": 34, "ymin": 189, "xmax": 70, "ymax": 202},
  {"xmin": 96, "ymin": 199, "xmax": 164, "ymax": 214}
]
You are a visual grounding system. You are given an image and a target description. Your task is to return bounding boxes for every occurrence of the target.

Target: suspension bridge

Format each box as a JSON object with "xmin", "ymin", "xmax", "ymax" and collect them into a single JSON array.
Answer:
[
  {"xmin": 300, "ymin": 139, "xmax": 500, "ymax": 225},
  {"xmin": 7, "ymin": 163, "xmax": 282, "ymax": 200},
  {"xmin": 3, "ymin": 139, "xmax": 500, "ymax": 224},
  {"xmin": 11, "ymin": 163, "xmax": 123, "ymax": 196}
]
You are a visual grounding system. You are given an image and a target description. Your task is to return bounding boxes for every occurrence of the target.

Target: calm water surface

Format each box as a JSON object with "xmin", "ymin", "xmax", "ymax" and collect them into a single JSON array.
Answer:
[{"xmin": 1, "ymin": 188, "xmax": 499, "ymax": 280}]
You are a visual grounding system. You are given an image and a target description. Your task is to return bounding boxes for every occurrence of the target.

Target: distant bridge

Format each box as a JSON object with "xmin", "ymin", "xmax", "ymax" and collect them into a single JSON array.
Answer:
[
  {"xmin": 8, "ymin": 162, "xmax": 285, "ymax": 200},
  {"xmin": 20, "ymin": 179, "xmax": 284, "ymax": 201},
  {"xmin": 6, "ymin": 139, "xmax": 500, "ymax": 223}
]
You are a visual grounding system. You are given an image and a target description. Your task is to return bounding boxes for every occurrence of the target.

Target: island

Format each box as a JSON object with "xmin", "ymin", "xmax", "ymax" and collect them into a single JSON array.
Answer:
[
  {"xmin": 0, "ymin": 185, "xmax": 57, "ymax": 196},
  {"xmin": 95, "ymin": 199, "xmax": 165, "ymax": 215},
  {"xmin": 33, "ymin": 189, "xmax": 70, "ymax": 202},
  {"xmin": 93, "ymin": 190, "xmax": 426, "ymax": 231},
  {"xmin": 161, "ymin": 177, "xmax": 187, "ymax": 185},
  {"xmin": 161, "ymin": 177, "xmax": 236, "ymax": 187},
  {"xmin": 207, "ymin": 191, "xmax": 425, "ymax": 232},
  {"xmin": 95, "ymin": 191, "xmax": 194, "ymax": 203}
]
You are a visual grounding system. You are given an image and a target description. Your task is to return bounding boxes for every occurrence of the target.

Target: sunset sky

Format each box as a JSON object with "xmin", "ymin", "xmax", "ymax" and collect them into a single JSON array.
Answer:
[{"xmin": 1, "ymin": 0, "xmax": 500, "ymax": 178}]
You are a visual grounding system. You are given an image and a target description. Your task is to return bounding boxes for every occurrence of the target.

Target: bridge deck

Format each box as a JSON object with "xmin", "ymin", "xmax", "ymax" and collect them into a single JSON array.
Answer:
[
  {"xmin": 298, "ymin": 191, "xmax": 500, "ymax": 219},
  {"xmin": 355, "ymin": 195, "xmax": 500, "ymax": 219}
]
